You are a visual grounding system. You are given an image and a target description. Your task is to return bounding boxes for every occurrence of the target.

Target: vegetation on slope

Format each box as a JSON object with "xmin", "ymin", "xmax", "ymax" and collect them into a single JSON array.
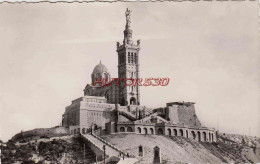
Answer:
[{"xmin": 1, "ymin": 137, "xmax": 96, "ymax": 164}]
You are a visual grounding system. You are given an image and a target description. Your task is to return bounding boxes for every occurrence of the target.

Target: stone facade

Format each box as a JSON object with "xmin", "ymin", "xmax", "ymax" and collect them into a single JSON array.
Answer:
[{"xmin": 61, "ymin": 9, "xmax": 217, "ymax": 143}]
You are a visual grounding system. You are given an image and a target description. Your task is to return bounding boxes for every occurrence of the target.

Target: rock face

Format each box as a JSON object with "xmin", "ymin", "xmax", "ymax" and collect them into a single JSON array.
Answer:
[{"xmin": 101, "ymin": 133, "xmax": 260, "ymax": 164}]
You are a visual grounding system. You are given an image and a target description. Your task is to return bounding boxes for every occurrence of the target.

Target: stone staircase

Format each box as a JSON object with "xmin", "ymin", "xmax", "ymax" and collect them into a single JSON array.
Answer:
[
  {"xmin": 117, "ymin": 109, "xmax": 136, "ymax": 121},
  {"xmin": 82, "ymin": 133, "xmax": 139, "ymax": 163},
  {"xmin": 82, "ymin": 134, "xmax": 127, "ymax": 157}
]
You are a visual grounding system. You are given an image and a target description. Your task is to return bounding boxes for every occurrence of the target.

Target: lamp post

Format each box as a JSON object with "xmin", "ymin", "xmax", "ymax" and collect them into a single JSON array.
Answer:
[
  {"xmin": 84, "ymin": 144, "xmax": 85, "ymax": 164},
  {"xmin": 103, "ymin": 145, "xmax": 106, "ymax": 164}
]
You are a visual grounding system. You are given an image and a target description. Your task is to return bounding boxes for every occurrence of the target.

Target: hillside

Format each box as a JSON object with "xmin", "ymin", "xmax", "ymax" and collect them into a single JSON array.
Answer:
[
  {"xmin": 101, "ymin": 133, "xmax": 260, "ymax": 164},
  {"xmin": 1, "ymin": 133, "xmax": 260, "ymax": 164}
]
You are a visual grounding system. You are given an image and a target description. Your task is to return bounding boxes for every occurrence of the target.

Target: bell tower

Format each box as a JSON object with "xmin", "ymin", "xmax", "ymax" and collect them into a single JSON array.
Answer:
[{"xmin": 116, "ymin": 8, "xmax": 141, "ymax": 106}]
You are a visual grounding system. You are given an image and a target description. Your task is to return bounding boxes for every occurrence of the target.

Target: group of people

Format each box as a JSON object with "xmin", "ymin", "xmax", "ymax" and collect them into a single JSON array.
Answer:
[{"xmin": 118, "ymin": 152, "xmax": 131, "ymax": 160}]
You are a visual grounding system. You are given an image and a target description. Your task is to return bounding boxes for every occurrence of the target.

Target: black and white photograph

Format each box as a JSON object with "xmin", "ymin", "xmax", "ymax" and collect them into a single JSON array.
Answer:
[{"xmin": 0, "ymin": 2, "xmax": 259, "ymax": 164}]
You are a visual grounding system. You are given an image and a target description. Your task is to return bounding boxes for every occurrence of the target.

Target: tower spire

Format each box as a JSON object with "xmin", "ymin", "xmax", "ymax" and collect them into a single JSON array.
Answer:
[
  {"xmin": 124, "ymin": 8, "xmax": 133, "ymax": 45},
  {"xmin": 117, "ymin": 8, "xmax": 141, "ymax": 106}
]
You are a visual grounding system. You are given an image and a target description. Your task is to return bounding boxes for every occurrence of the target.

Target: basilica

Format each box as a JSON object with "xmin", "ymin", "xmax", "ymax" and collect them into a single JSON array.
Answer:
[{"xmin": 62, "ymin": 9, "xmax": 217, "ymax": 142}]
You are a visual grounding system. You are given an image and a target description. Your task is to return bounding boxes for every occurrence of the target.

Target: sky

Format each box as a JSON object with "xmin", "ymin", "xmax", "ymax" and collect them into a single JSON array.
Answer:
[{"xmin": 0, "ymin": 2, "xmax": 259, "ymax": 142}]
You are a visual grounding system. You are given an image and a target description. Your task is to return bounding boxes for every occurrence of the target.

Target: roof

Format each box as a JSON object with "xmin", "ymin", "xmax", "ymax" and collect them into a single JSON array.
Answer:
[
  {"xmin": 92, "ymin": 61, "xmax": 109, "ymax": 75},
  {"xmin": 167, "ymin": 102, "xmax": 195, "ymax": 106}
]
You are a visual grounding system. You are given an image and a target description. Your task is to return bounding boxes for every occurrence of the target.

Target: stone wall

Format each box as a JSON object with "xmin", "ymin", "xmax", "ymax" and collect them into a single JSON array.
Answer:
[
  {"xmin": 11, "ymin": 126, "xmax": 70, "ymax": 141},
  {"xmin": 176, "ymin": 104, "xmax": 201, "ymax": 127},
  {"xmin": 166, "ymin": 106, "xmax": 179, "ymax": 123},
  {"xmin": 116, "ymin": 123, "xmax": 217, "ymax": 142},
  {"xmin": 63, "ymin": 97, "xmax": 116, "ymax": 127},
  {"xmin": 80, "ymin": 109, "xmax": 116, "ymax": 129},
  {"xmin": 118, "ymin": 114, "xmax": 131, "ymax": 122},
  {"xmin": 164, "ymin": 102, "xmax": 201, "ymax": 127}
]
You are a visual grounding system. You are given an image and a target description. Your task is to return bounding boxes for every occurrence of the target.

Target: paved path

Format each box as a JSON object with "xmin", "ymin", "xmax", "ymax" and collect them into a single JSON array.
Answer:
[
  {"xmin": 83, "ymin": 134, "xmax": 120, "ymax": 157},
  {"xmin": 117, "ymin": 158, "xmax": 138, "ymax": 164}
]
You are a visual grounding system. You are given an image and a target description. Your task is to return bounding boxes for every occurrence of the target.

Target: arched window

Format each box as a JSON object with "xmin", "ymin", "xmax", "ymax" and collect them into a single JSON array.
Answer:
[
  {"xmin": 150, "ymin": 128, "xmax": 154, "ymax": 134},
  {"xmin": 191, "ymin": 131, "xmax": 196, "ymax": 140},
  {"xmin": 127, "ymin": 127, "xmax": 133, "ymax": 132},
  {"xmin": 135, "ymin": 53, "xmax": 137, "ymax": 64},
  {"xmin": 173, "ymin": 129, "xmax": 177, "ymax": 136},
  {"xmin": 203, "ymin": 132, "xmax": 207, "ymax": 142},
  {"xmin": 197, "ymin": 131, "xmax": 201, "ymax": 141},
  {"xmin": 120, "ymin": 127, "xmax": 125, "ymax": 132},
  {"xmin": 167, "ymin": 129, "xmax": 171, "ymax": 136},
  {"xmin": 180, "ymin": 129, "xmax": 184, "ymax": 137},
  {"xmin": 128, "ymin": 53, "xmax": 130, "ymax": 63},
  {"xmin": 137, "ymin": 127, "xmax": 142, "ymax": 134},
  {"xmin": 144, "ymin": 128, "xmax": 148, "ymax": 134},
  {"xmin": 131, "ymin": 53, "xmax": 133, "ymax": 63},
  {"xmin": 158, "ymin": 128, "xmax": 164, "ymax": 135}
]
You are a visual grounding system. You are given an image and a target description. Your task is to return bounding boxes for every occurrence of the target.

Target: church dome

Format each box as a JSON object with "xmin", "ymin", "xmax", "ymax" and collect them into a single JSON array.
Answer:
[
  {"xmin": 92, "ymin": 61, "xmax": 109, "ymax": 75},
  {"xmin": 91, "ymin": 61, "xmax": 111, "ymax": 86}
]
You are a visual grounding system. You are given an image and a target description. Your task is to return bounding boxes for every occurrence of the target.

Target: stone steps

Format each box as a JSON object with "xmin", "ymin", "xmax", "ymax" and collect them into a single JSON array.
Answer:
[
  {"xmin": 83, "ymin": 134, "xmax": 120, "ymax": 157},
  {"xmin": 118, "ymin": 109, "xmax": 136, "ymax": 120}
]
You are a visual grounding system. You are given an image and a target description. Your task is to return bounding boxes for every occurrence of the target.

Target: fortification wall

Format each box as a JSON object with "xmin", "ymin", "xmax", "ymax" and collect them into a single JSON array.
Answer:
[
  {"xmin": 176, "ymin": 104, "xmax": 201, "ymax": 127},
  {"xmin": 167, "ymin": 106, "xmax": 179, "ymax": 123}
]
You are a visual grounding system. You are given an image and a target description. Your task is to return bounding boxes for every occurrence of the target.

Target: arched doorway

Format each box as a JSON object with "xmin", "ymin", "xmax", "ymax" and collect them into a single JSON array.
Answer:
[
  {"xmin": 158, "ymin": 128, "xmax": 164, "ymax": 135},
  {"xmin": 130, "ymin": 97, "xmax": 136, "ymax": 105},
  {"xmin": 197, "ymin": 131, "xmax": 201, "ymax": 141},
  {"xmin": 191, "ymin": 131, "xmax": 196, "ymax": 140},
  {"xmin": 120, "ymin": 97, "xmax": 126, "ymax": 106},
  {"xmin": 120, "ymin": 127, "xmax": 125, "ymax": 132},
  {"xmin": 180, "ymin": 129, "xmax": 184, "ymax": 137},
  {"xmin": 173, "ymin": 129, "xmax": 178, "ymax": 136},
  {"xmin": 209, "ymin": 133, "xmax": 211, "ymax": 142},
  {"xmin": 144, "ymin": 128, "xmax": 148, "ymax": 134},
  {"xmin": 137, "ymin": 127, "xmax": 142, "ymax": 134},
  {"xmin": 93, "ymin": 124, "xmax": 98, "ymax": 130},
  {"xmin": 105, "ymin": 94, "xmax": 109, "ymax": 101},
  {"xmin": 150, "ymin": 128, "xmax": 154, "ymax": 134},
  {"xmin": 82, "ymin": 128, "xmax": 86, "ymax": 134},
  {"xmin": 127, "ymin": 127, "xmax": 133, "ymax": 132},
  {"xmin": 167, "ymin": 129, "xmax": 171, "ymax": 136}
]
